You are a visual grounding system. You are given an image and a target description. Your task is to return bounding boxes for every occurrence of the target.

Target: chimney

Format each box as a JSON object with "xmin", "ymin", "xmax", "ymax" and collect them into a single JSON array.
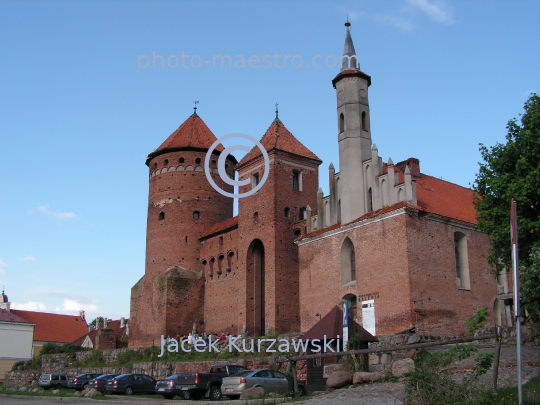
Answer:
[
  {"xmin": 95, "ymin": 317, "xmax": 101, "ymax": 329},
  {"xmin": 120, "ymin": 317, "xmax": 125, "ymax": 328},
  {"xmin": 125, "ymin": 323, "xmax": 130, "ymax": 336},
  {"xmin": 79, "ymin": 310, "xmax": 85, "ymax": 321}
]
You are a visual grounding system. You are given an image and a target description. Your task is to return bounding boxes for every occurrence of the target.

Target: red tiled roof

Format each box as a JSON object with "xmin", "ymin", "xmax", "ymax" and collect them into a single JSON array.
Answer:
[
  {"xmin": 237, "ymin": 120, "xmax": 321, "ymax": 166},
  {"xmin": 11, "ymin": 310, "xmax": 88, "ymax": 343},
  {"xmin": 302, "ymin": 306, "xmax": 377, "ymax": 342},
  {"xmin": 301, "ymin": 174, "xmax": 478, "ymax": 240},
  {"xmin": 0, "ymin": 309, "xmax": 33, "ymax": 324},
  {"xmin": 150, "ymin": 114, "xmax": 224, "ymax": 156},
  {"xmin": 332, "ymin": 69, "xmax": 372, "ymax": 87},
  {"xmin": 415, "ymin": 175, "xmax": 478, "ymax": 224},
  {"xmin": 200, "ymin": 216, "xmax": 239, "ymax": 240}
]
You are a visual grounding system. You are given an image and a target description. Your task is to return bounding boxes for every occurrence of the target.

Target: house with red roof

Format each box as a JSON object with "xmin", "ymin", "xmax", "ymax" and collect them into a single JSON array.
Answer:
[
  {"xmin": 0, "ymin": 292, "xmax": 89, "ymax": 358},
  {"xmin": 72, "ymin": 318, "xmax": 129, "ymax": 349},
  {"xmin": 0, "ymin": 291, "xmax": 35, "ymax": 380},
  {"xmin": 129, "ymin": 22, "xmax": 498, "ymax": 347}
]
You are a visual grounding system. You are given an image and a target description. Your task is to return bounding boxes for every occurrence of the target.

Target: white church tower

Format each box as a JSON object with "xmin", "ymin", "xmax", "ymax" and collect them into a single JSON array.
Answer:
[{"xmin": 307, "ymin": 21, "xmax": 417, "ymax": 232}]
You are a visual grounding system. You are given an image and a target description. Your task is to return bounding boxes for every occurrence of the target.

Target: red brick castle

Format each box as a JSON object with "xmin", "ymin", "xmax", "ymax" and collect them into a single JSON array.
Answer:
[{"xmin": 129, "ymin": 23, "xmax": 497, "ymax": 347}]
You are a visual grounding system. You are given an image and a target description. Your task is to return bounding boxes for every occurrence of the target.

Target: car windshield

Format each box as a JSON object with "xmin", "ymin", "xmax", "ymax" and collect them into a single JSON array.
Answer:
[
  {"xmin": 232, "ymin": 370, "xmax": 252, "ymax": 377},
  {"xmin": 39, "ymin": 375, "xmax": 50, "ymax": 380}
]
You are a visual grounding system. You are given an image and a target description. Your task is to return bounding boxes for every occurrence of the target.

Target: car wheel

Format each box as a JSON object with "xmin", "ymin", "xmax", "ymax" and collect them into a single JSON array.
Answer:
[
  {"xmin": 296, "ymin": 384, "xmax": 306, "ymax": 396},
  {"xmin": 162, "ymin": 394, "xmax": 174, "ymax": 399},
  {"xmin": 82, "ymin": 383, "xmax": 88, "ymax": 390},
  {"xmin": 209, "ymin": 384, "xmax": 222, "ymax": 400},
  {"xmin": 179, "ymin": 390, "xmax": 191, "ymax": 400},
  {"xmin": 123, "ymin": 386, "xmax": 134, "ymax": 395}
]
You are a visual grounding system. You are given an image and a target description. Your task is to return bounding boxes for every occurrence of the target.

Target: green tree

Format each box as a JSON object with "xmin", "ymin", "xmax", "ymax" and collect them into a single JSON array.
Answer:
[
  {"xmin": 88, "ymin": 316, "xmax": 104, "ymax": 330},
  {"xmin": 521, "ymin": 245, "xmax": 540, "ymax": 319},
  {"xmin": 473, "ymin": 93, "xmax": 540, "ymax": 317}
]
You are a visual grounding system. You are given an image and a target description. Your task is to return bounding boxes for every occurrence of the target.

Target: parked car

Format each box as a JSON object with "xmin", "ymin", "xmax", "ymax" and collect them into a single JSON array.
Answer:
[
  {"xmin": 38, "ymin": 374, "xmax": 69, "ymax": 389},
  {"xmin": 106, "ymin": 373, "xmax": 156, "ymax": 395},
  {"xmin": 157, "ymin": 364, "xmax": 248, "ymax": 400},
  {"xmin": 221, "ymin": 369, "xmax": 306, "ymax": 399},
  {"xmin": 87, "ymin": 374, "xmax": 118, "ymax": 393},
  {"xmin": 68, "ymin": 373, "xmax": 103, "ymax": 390}
]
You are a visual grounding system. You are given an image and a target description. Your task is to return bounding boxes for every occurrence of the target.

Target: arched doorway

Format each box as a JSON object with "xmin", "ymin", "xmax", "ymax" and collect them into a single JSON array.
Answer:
[{"xmin": 246, "ymin": 239, "xmax": 265, "ymax": 336}]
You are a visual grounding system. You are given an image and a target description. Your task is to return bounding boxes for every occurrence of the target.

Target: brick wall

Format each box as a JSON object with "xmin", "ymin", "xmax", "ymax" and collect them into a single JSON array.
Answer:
[{"xmin": 130, "ymin": 149, "xmax": 235, "ymax": 347}]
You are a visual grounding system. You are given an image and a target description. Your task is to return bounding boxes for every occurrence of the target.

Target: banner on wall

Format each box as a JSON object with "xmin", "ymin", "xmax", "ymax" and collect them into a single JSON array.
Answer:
[{"xmin": 362, "ymin": 299, "xmax": 375, "ymax": 336}]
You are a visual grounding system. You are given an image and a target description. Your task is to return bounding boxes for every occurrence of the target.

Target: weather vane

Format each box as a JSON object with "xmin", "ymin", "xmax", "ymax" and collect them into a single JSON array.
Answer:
[
  {"xmin": 275, "ymin": 102, "xmax": 279, "ymax": 119},
  {"xmin": 193, "ymin": 101, "xmax": 199, "ymax": 114}
]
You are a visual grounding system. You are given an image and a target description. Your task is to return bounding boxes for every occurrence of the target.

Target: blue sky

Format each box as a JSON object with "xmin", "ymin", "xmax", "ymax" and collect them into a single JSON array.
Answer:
[{"xmin": 1, "ymin": 0, "xmax": 539, "ymax": 322}]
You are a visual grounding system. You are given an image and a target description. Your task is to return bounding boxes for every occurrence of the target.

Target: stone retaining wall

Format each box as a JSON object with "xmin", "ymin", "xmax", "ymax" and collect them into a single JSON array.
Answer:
[{"xmin": 5, "ymin": 356, "xmax": 307, "ymax": 388}]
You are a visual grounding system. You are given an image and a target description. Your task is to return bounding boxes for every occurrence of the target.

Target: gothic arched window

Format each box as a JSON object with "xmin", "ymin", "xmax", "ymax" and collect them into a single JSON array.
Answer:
[{"xmin": 340, "ymin": 237, "xmax": 356, "ymax": 285}]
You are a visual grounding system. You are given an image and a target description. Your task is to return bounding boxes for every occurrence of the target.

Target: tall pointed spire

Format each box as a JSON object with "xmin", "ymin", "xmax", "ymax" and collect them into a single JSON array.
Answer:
[{"xmin": 341, "ymin": 19, "xmax": 359, "ymax": 71}]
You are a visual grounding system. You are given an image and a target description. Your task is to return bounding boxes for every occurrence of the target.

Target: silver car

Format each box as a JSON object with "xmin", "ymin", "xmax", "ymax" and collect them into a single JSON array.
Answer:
[{"xmin": 221, "ymin": 369, "xmax": 291, "ymax": 399}]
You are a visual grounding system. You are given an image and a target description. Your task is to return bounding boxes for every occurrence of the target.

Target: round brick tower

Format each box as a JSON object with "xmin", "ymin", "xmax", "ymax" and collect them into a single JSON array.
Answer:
[{"xmin": 130, "ymin": 110, "xmax": 236, "ymax": 346}]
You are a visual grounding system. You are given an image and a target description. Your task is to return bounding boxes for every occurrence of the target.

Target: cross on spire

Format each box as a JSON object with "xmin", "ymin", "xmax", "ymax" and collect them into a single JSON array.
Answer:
[{"xmin": 192, "ymin": 101, "xmax": 199, "ymax": 116}]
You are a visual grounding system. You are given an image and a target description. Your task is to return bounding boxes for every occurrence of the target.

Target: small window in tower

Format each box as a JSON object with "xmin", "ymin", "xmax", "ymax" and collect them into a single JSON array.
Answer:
[
  {"xmin": 368, "ymin": 187, "xmax": 373, "ymax": 212},
  {"xmin": 158, "ymin": 212, "xmax": 165, "ymax": 221},
  {"xmin": 153, "ymin": 163, "xmax": 157, "ymax": 170},
  {"xmin": 219, "ymin": 236, "xmax": 223, "ymax": 246},
  {"xmin": 185, "ymin": 236, "xmax": 188, "ymax": 243},
  {"xmin": 284, "ymin": 207, "xmax": 290, "ymax": 218},
  {"xmin": 292, "ymin": 170, "xmax": 302, "ymax": 191},
  {"xmin": 179, "ymin": 157, "xmax": 184, "ymax": 164},
  {"xmin": 164, "ymin": 159, "xmax": 169, "ymax": 167},
  {"xmin": 339, "ymin": 113, "xmax": 345, "ymax": 133},
  {"xmin": 252, "ymin": 173, "xmax": 259, "ymax": 189},
  {"xmin": 212, "ymin": 160, "xmax": 217, "ymax": 168},
  {"xmin": 193, "ymin": 211, "xmax": 200, "ymax": 220},
  {"xmin": 361, "ymin": 111, "xmax": 367, "ymax": 131},
  {"xmin": 195, "ymin": 157, "xmax": 201, "ymax": 164},
  {"xmin": 299, "ymin": 207, "xmax": 306, "ymax": 220},
  {"xmin": 293, "ymin": 228, "xmax": 301, "ymax": 237},
  {"xmin": 226, "ymin": 251, "xmax": 234, "ymax": 272},
  {"xmin": 253, "ymin": 212, "xmax": 259, "ymax": 223}
]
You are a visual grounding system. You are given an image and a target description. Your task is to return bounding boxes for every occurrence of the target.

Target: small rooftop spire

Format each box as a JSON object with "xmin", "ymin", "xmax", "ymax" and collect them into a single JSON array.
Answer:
[
  {"xmin": 192, "ymin": 100, "xmax": 199, "ymax": 116},
  {"xmin": 341, "ymin": 19, "xmax": 359, "ymax": 71},
  {"xmin": 273, "ymin": 102, "xmax": 282, "ymax": 123}
]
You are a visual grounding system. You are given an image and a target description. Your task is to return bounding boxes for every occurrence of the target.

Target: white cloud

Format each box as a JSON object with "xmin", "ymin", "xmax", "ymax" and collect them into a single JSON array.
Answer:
[
  {"xmin": 407, "ymin": 0, "xmax": 454, "ymax": 24},
  {"xmin": 17, "ymin": 256, "xmax": 35, "ymax": 262},
  {"xmin": 38, "ymin": 205, "xmax": 77, "ymax": 220},
  {"xmin": 373, "ymin": 13, "xmax": 415, "ymax": 32},
  {"xmin": 12, "ymin": 301, "xmax": 48, "ymax": 311},
  {"xmin": 0, "ymin": 259, "xmax": 7, "ymax": 275},
  {"xmin": 59, "ymin": 298, "xmax": 98, "ymax": 313}
]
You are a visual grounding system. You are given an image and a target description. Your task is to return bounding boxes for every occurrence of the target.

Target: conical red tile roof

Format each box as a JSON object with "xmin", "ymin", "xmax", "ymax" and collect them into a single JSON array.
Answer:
[
  {"xmin": 237, "ymin": 119, "xmax": 321, "ymax": 167},
  {"xmin": 148, "ymin": 114, "xmax": 224, "ymax": 161}
]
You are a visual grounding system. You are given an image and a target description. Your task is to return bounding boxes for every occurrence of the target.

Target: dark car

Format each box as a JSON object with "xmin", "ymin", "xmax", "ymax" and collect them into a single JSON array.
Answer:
[
  {"xmin": 68, "ymin": 373, "xmax": 103, "ymax": 390},
  {"xmin": 38, "ymin": 374, "xmax": 69, "ymax": 389},
  {"xmin": 164, "ymin": 364, "xmax": 248, "ymax": 400},
  {"xmin": 87, "ymin": 374, "xmax": 118, "ymax": 393},
  {"xmin": 106, "ymin": 373, "xmax": 156, "ymax": 395}
]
